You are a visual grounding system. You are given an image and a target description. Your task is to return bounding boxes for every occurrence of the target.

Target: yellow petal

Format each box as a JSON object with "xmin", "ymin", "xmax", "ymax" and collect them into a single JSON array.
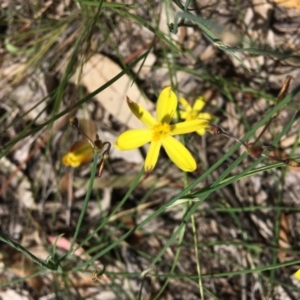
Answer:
[
  {"xmin": 156, "ymin": 87, "xmax": 177, "ymax": 123},
  {"xmin": 114, "ymin": 129, "xmax": 152, "ymax": 150},
  {"xmin": 126, "ymin": 96, "xmax": 156, "ymax": 128},
  {"xmin": 144, "ymin": 140, "xmax": 161, "ymax": 173},
  {"xmin": 193, "ymin": 96, "xmax": 206, "ymax": 111},
  {"xmin": 62, "ymin": 140, "xmax": 93, "ymax": 167},
  {"xmin": 295, "ymin": 269, "xmax": 300, "ymax": 280},
  {"xmin": 197, "ymin": 112, "xmax": 212, "ymax": 120},
  {"xmin": 179, "ymin": 97, "xmax": 192, "ymax": 112},
  {"xmin": 162, "ymin": 136, "xmax": 196, "ymax": 171},
  {"xmin": 170, "ymin": 119, "xmax": 209, "ymax": 135},
  {"xmin": 196, "ymin": 127, "xmax": 206, "ymax": 135},
  {"xmin": 179, "ymin": 111, "xmax": 188, "ymax": 120}
]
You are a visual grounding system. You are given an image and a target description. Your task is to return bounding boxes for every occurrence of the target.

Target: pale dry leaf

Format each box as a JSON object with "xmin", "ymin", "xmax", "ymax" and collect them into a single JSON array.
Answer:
[
  {"xmin": 0, "ymin": 289, "xmax": 30, "ymax": 300},
  {"xmin": 75, "ymin": 174, "xmax": 170, "ymax": 190},
  {"xmin": 27, "ymin": 245, "xmax": 50, "ymax": 261},
  {"xmin": 280, "ymin": 134, "xmax": 298, "ymax": 148},
  {"xmin": 8, "ymin": 252, "xmax": 44, "ymax": 292},
  {"xmin": 1, "ymin": 157, "xmax": 34, "ymax": 209},
  {"xmin": 73, "ymin": 54, "xmax": 154, "ymax": 129},
  {"xmin": 2, "ymin": 69, "xmax": 48, "ymax": 122},
  {"xmin": 132, "ymin": 51, "xmax": 156, "ymax": 78},
  {"xmin": 199, "ymin": 45, "xmax": 216, "ymax": 61},
  {"xmin": 75, "ymin": 174, "xmax": 141, "ymax": 189},
  {"xmin": 0, "ymin": 62, "xmax": 26, "ymax": 85},
  {"xmin": 248, "ymin": 0, "xmax": 273, "ymax": 41},
  {"xmin": 56, "ymin": 0, "xmax": 71, "ymax": 15},
  {"xmin": 160, "ymin": 70, "xmax": 195, "ymax": 91},
  {"xmin": 271, "ymin": 0, "xmax": 300, "ymax": 9}
]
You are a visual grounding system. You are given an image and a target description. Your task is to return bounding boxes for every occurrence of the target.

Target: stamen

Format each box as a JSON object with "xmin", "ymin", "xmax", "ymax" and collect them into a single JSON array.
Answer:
[{"xmin": 152, "ymin": 123, "xmax": 170, "ymax": 141}]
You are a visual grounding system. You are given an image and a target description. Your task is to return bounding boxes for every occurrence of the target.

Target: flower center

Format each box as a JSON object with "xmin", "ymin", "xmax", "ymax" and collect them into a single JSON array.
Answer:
[{"xmin": 152, "ymin": 123, "xmax": 170, "ymax": 141}]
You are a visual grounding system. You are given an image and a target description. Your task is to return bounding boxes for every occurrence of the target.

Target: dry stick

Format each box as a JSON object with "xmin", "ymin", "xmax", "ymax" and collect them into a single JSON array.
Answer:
[
  {"xmin": 96, "ymin": 142, "xmax": 111, "ymax": 177},
  {"xmin": 123, "ymin": 40, "xmax": 154, "ymax": 64},
  {"xmin": 70, "ymin": 117, "xmax": 111, "ymax": 177},
  {"xmin": 209, "ymin": 122, "xmax": 300, "ymax": 167},
  {"xmin": 253, "ymin": 75, "xmax": 293, "ymax": 145},
  {"xmin": 208, "ymin": 76, "xmax": 300, "ymax": 168}
]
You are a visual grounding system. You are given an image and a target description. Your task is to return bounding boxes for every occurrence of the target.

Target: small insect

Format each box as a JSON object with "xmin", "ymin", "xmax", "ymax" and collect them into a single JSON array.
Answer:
[
  {"xmin": 70, "ymin": 117, "xmax": 111, "ymax": 177},
  {"xmin": 91, "ymin": 266, "xmax": 107, "ymax": 283},
  {"xmin": 92, "ymin": 271, "xmax": 103, "ymax": 283},
  {"xmin": 208, "ymin": 75, "xmax": 300, "ymax": 168}
]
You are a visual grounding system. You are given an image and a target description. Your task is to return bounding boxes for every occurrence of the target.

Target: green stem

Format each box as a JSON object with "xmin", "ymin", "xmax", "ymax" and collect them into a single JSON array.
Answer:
[
  {"xmin": 67, "ymin": 152, "xmax": 99, "ymax": 257},
  {"xmin": 0, "ymin": 232, "xmax": 54, "ymax": 270},
  {"xmin": 190, "ymin": 200, "xmax": 204, "ymax": 299}
]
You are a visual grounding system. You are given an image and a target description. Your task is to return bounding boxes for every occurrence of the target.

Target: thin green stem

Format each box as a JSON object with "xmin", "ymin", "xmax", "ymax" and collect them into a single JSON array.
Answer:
[
  {"xmin": 153, "ymin": 223, "xmax": 186, "ymax": 300},
  {"xmin": 0, "ymin": 232, "xmax": 54, "ymax": 270},
  {"xmin": 67, "ymin": 152, "xmax": 99, "ymax": 257},
  {"xmin": 190, "ymin": 201, "xmax": 203, "ymax": 299},
  {"xmin": 72, "ymin": 167, "xmax": 145, "ymax": 257}
]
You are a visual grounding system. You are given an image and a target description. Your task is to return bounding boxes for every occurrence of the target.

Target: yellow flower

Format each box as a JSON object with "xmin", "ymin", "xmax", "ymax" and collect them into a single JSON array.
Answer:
[
  {"xmin": 114, "ymin": 87, "xmax": 209, "ymax": 173},
  {"xmin": 179, "ymin": 96, "xmax": 212, "ymax": 135},
  {"xmin": 295, "ymin": 269, "xmax": 300, "ymax": 280},
  {"xmin": 62, "ymin": 140, "xmax": 94, "ymax": 167}
]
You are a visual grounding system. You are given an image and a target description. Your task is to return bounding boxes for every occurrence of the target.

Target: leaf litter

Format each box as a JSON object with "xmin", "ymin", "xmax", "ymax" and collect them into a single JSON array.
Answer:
[{"xmin": 1, "ymin": 0, "xmax": 300, "ymax": 299}]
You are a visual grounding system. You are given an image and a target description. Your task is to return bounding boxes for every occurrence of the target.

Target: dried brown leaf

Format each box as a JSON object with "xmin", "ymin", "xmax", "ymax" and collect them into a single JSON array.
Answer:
[
  {"xmin": 278, "ymin": 213, "xmax": 291, "ymax": 262},
  {"xmin": 59, "ymin": 171, "xmax": 73, "ymax": 196},
  {"xmin": 73, "ymin": 54, "xmax": 154, "ymax": 129},
  {"xmin": 74, "ymin": 174, "xmax": 170, "ymax": 190}
]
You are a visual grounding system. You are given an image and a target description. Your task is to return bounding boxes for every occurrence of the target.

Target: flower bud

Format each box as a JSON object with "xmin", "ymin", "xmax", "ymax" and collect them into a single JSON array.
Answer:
[{"xmin": 62, "ymin": 140, "xmax": 94, "ymax": 167}]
